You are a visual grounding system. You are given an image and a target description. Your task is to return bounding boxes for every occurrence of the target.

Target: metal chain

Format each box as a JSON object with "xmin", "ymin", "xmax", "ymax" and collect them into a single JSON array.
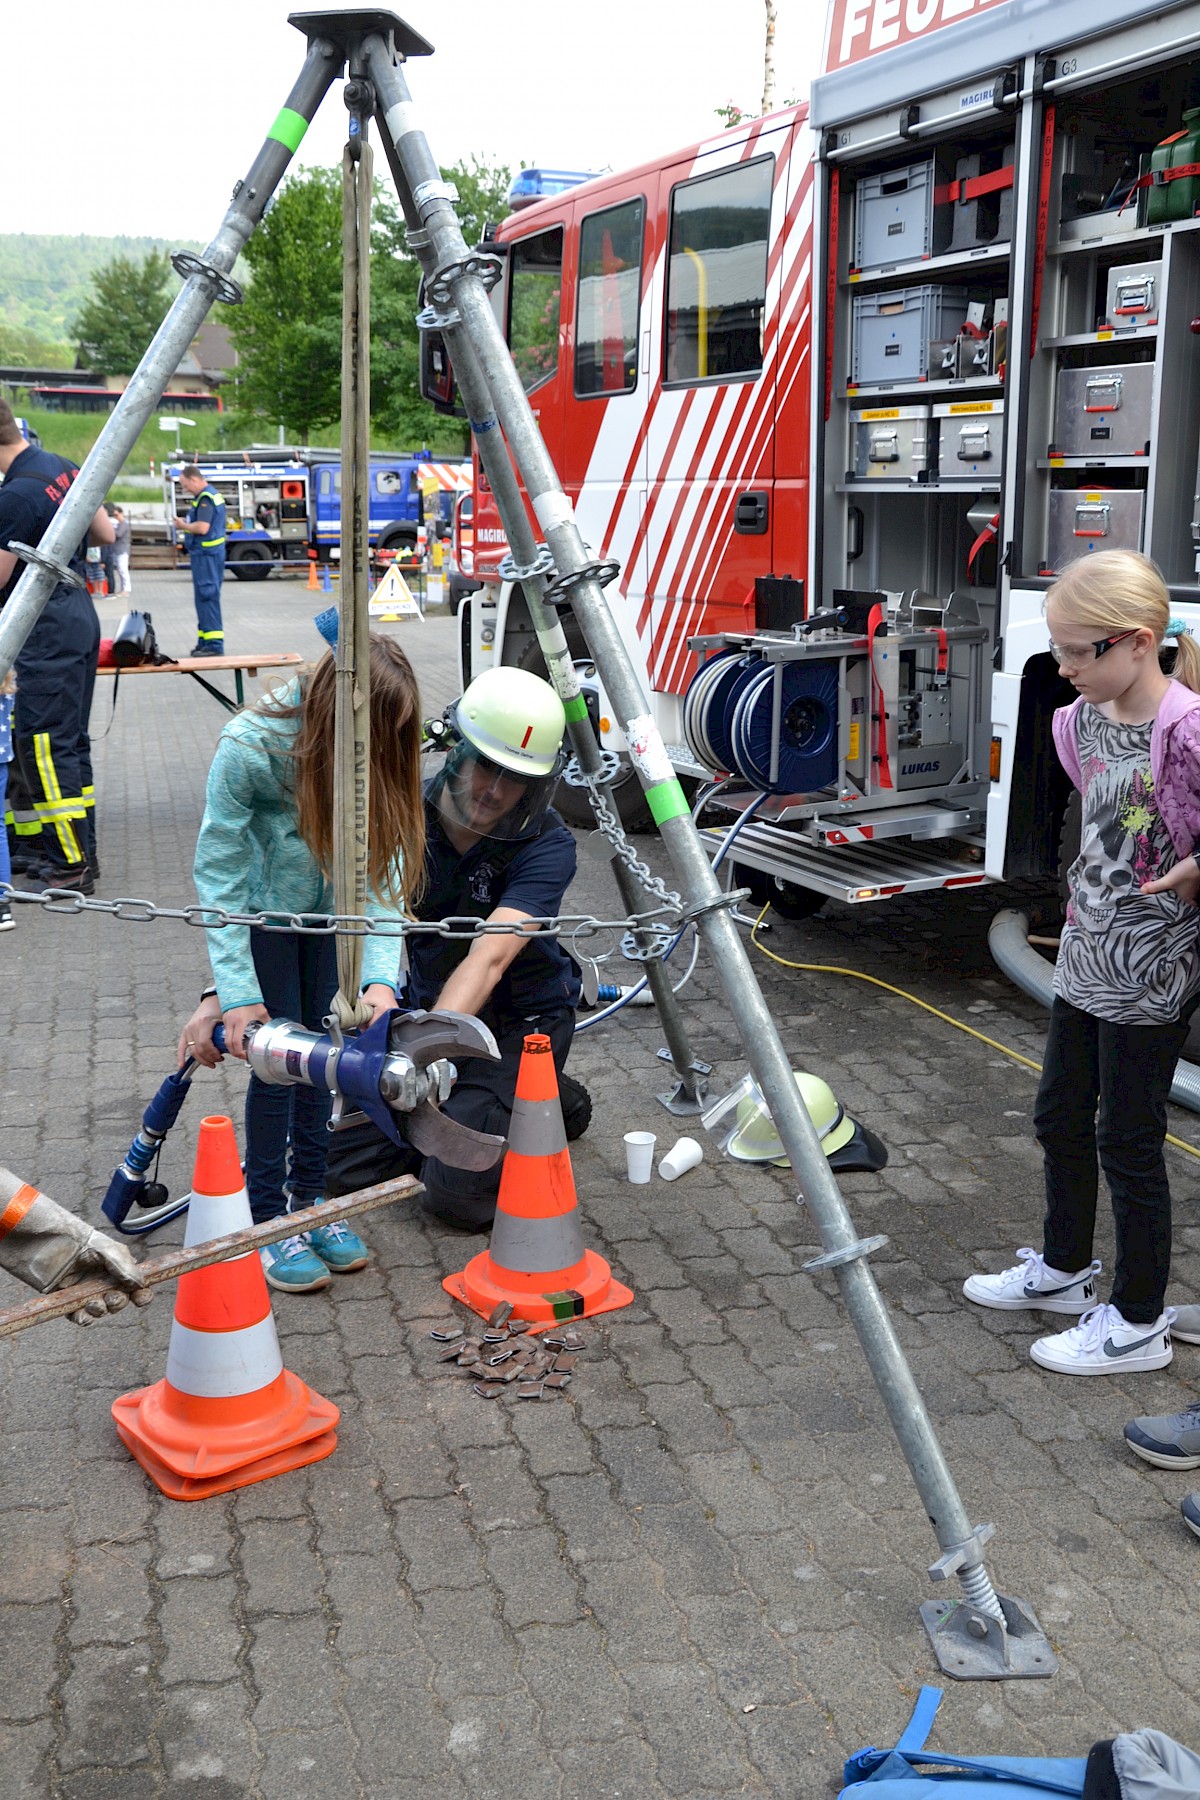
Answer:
[
  {"xmin": 1, "ymin": 886, "xmax": 687, "ymax": 944},
  {"xmin": 578, "ymin": 774, "xmax": 684, "ymax": 916}
]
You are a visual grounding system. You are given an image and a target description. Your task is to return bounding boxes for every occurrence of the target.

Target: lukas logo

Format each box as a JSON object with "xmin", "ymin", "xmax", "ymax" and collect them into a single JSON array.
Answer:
[{"xmin": 902, "ymin": 759, "xmax": 940, "ymax": 775}]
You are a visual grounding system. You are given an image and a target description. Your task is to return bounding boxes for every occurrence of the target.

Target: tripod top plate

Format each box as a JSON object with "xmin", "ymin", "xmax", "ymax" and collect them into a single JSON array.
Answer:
[{"xmin": 288, "ymin": 10, "xmax": 433, "ymax": 61}]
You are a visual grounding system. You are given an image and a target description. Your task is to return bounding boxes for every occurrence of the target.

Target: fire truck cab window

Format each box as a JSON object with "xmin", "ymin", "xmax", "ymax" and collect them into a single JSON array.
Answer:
[
  {"xmin": 508, "ymin": 226, "xmax": 564, "ymax": 394},
  {"xmin": 575, "ymin": 198, "xmax": 645, "ymax": 398},
  {"xmin": 665, "ymin": 157, "xmax": 772, "ymax": 385}
]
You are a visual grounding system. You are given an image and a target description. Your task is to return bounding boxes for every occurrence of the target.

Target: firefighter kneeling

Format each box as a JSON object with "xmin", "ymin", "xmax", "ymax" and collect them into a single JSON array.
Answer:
[{"xmin": 183, "ymin": 669, "xmax": 591, "ymax": 1232}]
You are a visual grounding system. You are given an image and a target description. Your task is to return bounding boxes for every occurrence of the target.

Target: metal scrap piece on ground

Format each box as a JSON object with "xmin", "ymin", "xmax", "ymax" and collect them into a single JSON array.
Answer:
[
  {"xmin": 0, "ymin": 1176, "xmax": 424, "ymax": 1337},
  {"xmin": 487, "ymin": 1301, "xmax": 513, "ymax": 1328},
  {"xmin": 430, "ymin": 1326, "xmax": 464, "ymax": 1342}
]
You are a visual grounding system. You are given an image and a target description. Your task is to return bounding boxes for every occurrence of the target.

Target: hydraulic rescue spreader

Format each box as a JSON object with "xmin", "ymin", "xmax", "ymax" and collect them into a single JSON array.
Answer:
[{"xmin": 103, "ymin": 1007, "xmax": 505, "ymax": 1235}]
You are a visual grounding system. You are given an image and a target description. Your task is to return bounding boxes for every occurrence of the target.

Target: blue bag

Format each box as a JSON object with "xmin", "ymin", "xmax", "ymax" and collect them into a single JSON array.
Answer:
[{"xmin": 839, "ymin": 1688, "xmax": 1088, "ymax": 1797}]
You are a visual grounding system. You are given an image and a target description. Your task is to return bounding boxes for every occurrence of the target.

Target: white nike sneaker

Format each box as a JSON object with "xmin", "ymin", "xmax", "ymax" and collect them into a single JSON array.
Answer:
[
  {"xmin": 963, "ymin": 1248, "xmax": 1100, "ymax": 1314},
  {"xmin": 1030, "ymin": 1304, "xmax": 1175, "ymax": 1376}
]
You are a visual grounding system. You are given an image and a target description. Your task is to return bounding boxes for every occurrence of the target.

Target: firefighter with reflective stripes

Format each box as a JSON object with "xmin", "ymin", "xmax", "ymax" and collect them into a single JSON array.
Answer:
[
  {"xmin": 0, "ymin": 401, "xmax": 112, "ymax": 893},
  {"xmin": 174, "ymin": 465, "xmax": 227, "ymax": 656}
]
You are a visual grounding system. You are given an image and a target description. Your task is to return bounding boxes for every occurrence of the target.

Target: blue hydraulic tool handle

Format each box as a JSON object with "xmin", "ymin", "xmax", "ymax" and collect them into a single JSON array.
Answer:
[{"xmin": 101, "ymin": 1053, "xmax": 203, "ymax": 1235}]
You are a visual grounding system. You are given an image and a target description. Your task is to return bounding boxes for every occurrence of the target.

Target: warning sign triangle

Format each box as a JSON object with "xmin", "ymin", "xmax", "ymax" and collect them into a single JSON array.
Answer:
[{"xmin": 368, "ymin": 564, "xmax": 424, "ymax": 622}]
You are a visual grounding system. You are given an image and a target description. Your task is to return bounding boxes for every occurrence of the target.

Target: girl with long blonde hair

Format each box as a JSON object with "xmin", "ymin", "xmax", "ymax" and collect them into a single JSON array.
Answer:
[
  {"xmin": 964, "ymin": 550, "xmax": 1200, "ymax": 1381},
  {"xmin": 185, "ymin": 633, "xmax": 425, "ymax": 1292}
]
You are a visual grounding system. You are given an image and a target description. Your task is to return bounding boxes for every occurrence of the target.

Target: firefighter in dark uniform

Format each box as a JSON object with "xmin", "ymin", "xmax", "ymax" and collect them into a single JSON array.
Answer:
[
  {"xmin": 180, "ymin": 667, "xmax": 590, "ymax": 1232},
  {"xmin": 174, "ymin": 465, "xmax": 226, "ymax": 656},
  {"xmin": 0, "ymin": 401, "xmax": 113, "ymax": 893}
]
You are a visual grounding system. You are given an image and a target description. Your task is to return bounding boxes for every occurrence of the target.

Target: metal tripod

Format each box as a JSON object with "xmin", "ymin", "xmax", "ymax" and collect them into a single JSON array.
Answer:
[{"xmin": 0, "ymin": 8, "xmax": 1054, "ymax": 1679}]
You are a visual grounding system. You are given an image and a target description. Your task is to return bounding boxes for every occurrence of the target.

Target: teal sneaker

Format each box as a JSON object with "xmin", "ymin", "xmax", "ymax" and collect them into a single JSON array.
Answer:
[
  {"xmin": 308, "ymin": 1220, "xmax": 371, "ymax": 1273},
  {"xmin": 260, "ymin": 1235, "xmax": 331, "ymax": 1293}
]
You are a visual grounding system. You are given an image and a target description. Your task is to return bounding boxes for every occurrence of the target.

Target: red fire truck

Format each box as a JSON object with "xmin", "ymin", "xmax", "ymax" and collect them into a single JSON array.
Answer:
[{"xmin": 437, "ymin": 0, "xmax": 1200, "ymax": 907}]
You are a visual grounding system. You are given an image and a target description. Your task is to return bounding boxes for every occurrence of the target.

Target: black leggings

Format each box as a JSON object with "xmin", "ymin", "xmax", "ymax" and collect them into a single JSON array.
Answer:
[{"xmin": 1035, "ymin": 996, "xmax": 1194, "ymax": 1324}]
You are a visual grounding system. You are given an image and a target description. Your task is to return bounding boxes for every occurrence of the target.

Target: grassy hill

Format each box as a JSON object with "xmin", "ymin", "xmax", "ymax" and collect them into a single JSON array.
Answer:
[{"xmin": 0, "ymin": 235, "xmax": 205, "ymax": 354}]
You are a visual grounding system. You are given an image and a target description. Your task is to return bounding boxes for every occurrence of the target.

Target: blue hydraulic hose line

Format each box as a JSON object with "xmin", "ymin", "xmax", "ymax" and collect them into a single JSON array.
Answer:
[{"xmin": 575, "ymin": 791, "xmax": 767, "ymax": 1032}]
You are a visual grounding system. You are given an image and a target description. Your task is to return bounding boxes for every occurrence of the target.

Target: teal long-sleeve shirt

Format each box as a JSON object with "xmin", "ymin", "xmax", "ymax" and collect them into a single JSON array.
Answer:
[{"xmin": 194, "ymin": 686, "xmax": 405, "ymax": 1010}]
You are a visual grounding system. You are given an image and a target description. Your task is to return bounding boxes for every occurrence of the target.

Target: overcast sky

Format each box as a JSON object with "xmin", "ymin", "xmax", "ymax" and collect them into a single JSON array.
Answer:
[{"xmin": 7, "ymin": 1, "xmax": 829, "ymax": 240}]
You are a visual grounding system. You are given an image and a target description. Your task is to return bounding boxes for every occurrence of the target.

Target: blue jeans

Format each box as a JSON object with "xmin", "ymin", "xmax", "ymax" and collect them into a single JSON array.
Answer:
[
  {"xmin": 244, "ymin": 928, "xmax": 337, "ymax": 1224},
  {"xmin": 0, "ymin": 761, "xmax": 10, "ymax": 888}
]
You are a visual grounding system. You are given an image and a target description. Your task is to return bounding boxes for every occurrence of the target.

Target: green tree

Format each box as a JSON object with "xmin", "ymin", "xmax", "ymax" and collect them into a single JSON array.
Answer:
[
  {"xmin": 73, "ymin": 251, "xmax": 173, "ymax": 375},
  {"xmin": 228, "ymin": 168, "xmax": 344, "ymax": 441},
  {"xmin": 371, "ymin": 155, "xmax": 512, "ymax": 447},
  {"xmin": 228, "ymin": 156, "xmax": 512, "ymax": 447}
]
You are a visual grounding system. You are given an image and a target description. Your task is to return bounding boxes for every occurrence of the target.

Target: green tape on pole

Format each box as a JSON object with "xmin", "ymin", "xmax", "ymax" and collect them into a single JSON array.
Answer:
[
  {"xmin": 562, "ymin": 694, "xmax": 589, "ymax": 723},
  {"xmin": 268, "ymin": 107, "xmax": 310, "ymax": 153},
  {"xmin": 645, "ymin": 779, "xmax": 691, "ymax": 826}
]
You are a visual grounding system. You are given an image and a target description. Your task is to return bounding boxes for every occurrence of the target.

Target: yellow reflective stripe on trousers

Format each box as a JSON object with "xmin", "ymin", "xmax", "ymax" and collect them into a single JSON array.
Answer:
[{"xmin": 32, "ymin": 732, "xmax": 83, "ymax": 862}]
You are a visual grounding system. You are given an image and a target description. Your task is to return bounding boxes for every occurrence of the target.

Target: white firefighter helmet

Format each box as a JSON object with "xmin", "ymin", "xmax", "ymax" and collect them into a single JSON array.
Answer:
[{"xmin": 703, "ymin": 1070, "xmax": 887, "ymax": 1174}]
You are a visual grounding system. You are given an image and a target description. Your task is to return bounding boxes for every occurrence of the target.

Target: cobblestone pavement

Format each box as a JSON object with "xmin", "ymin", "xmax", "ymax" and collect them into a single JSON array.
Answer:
[{"xmin": 3, "ymin": 572, "xmax": 1199, "ymax": 1797}]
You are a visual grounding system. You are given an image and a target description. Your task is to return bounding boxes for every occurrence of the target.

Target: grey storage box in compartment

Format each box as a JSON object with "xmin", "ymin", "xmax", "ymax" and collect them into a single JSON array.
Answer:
[
  {"xmin": 1045, "ymin": 488, "xmax": 1145, "ymax": 572},
  {"xmin": 854, "ymin": 161, "xmax": 938, "ymax": 271},
  {"xmin": 849, "ymin": 404, "xmax": 934, "ymax": 480},
  {"xmin": 1106, "ymin": 261, "xmax": 1160, "ymax": 327},
  {"xmin": 932, "ymin": 400, "xmax": 1003, "ymax": 482},
  {"xmin": 851, "ymin": 286, "xmax": 970, "ymax": 386},
  {"xmin": 1051, "ymin": 363, "xmax": 1154, "ymax": 458}
]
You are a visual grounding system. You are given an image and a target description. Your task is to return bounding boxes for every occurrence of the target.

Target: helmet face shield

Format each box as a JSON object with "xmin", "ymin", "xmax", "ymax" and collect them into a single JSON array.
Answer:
[{"xmin": 430, "ymin": 738, "xmax": 564, "ymax": 842}]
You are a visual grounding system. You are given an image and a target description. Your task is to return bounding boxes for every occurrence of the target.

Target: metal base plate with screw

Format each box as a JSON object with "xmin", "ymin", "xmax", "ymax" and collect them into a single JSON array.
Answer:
[{"xmin": 920, "ymin": 1594, "xmax": 1058, "ymax": 1680}]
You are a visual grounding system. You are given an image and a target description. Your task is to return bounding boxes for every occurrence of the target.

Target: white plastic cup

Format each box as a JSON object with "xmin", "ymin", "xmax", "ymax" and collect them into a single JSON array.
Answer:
[
  {"xmin": 659, "ymin": 1137, "xmax": 703, "ymax": 1182},
  {"xmin": 623, "ymin": 1131, "xmax": 657, "ymax": 1184}
]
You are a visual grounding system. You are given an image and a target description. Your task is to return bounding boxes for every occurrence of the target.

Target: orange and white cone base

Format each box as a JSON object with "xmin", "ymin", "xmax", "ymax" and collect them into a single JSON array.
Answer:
[
  {"xmin": 443, "ymin": 1036, "xmax": 633, "ymax": 1328},
  {"xmin": 112, "ymin": 1115, "xmax": 339, "ymax": 1501}
]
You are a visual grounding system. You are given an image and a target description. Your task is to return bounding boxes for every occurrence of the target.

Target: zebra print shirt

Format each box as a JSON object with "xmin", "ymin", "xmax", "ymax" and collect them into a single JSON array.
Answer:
[{"xmin": 1056, "ymin": 706, "xmax": 1200, "ymax": 1024}]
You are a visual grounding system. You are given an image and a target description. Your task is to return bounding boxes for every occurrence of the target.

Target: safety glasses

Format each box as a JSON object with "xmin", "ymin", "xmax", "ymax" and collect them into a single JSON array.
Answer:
[{"xmin": 1047, "ymin": 629, "xmax": 1137, "ymax": 666}]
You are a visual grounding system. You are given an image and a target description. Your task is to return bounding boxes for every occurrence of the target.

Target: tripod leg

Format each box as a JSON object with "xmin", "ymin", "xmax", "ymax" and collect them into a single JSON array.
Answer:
[
  {"xmin": 364, "ymin": 37, "xmax": 1044, "ymax": 1667},
  {"xmin": 0, "ymin": 33, "xmax": 344, "ymax": 683}
]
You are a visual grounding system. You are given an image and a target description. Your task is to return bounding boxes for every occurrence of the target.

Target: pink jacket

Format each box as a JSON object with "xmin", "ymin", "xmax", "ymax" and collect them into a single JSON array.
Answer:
[{"xmin": 1052, "ymin": 680, "xmax": 1200, "ymax": 862}]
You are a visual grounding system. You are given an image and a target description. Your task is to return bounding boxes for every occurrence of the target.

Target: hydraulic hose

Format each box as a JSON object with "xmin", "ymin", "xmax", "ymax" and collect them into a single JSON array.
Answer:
[{"xmin": 988, "ymin": 908, "xmax": 1200, "ymax": 1117}]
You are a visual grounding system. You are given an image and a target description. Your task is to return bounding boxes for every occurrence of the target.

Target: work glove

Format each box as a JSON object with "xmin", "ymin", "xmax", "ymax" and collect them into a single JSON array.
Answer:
[{"xmin": 0, "ymin": 1167, "xmax": 152, "ymax": 1324}]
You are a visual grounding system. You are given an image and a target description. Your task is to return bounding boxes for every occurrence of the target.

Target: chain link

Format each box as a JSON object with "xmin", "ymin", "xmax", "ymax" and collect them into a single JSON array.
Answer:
[
  {"xmin": 1, "ymin": 884, "xmax": 686, "ymax": 944},
  {"xmin": 578, "ymin": 775, "xmax": 684, "ymax": 919}
]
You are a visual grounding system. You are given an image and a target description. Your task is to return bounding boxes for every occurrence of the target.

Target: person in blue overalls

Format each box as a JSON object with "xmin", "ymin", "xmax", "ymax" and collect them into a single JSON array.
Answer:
[{"xmin": 174, "ymin": 466, "xmax": 226, "ymax": 656}]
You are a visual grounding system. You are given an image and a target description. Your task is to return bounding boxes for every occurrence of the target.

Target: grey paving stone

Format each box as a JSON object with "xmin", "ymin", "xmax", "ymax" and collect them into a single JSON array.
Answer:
[
  {"xmin": 250, "ymin": 1614, "xmax": 343, "ymax": 1733},
  {"xmin": 441, "ymin": 1694, "xmax": 562, "ymax": 1800},
  {"xmin": 580, "ymin": 1556, "xmax": 691, "ymax": 1664},
  {"xmin": 0, "ymin": 1717, "xmax": 55, "ymax": 1800},
  {"xmin": 0, "ymin": 1603, "xmax": 60, "ymax": 1722},
  {"xmin": 591, "ymin": 1424, "xmax": 689, "ymax": 1507},
  {"xmin": 412, "ymin": 1588, "xmax": 523, "ymax": 1700},
  {"xmin": 58, "ymin": 1643, "xmax": 157, "ymax": 1772},
  {"xmin": 0, "ymin": 1505, "xmax": 73, "ymax": 1605},
  {"xmin": 67, "ymin": 1540, "xmax": 154, "ymax": 1647},
  {"xmin": 457, "ymin": 1443, "xmax": 545, "ymax": 1532},
  {"xmin": 257, "ymin": 1724, "xmax": 364, "ymax": 1799},
  {"xmin": 160, "ymin": 1684, "xmax": 259, "ymax": 1794},
  {"xmin": 623, "ymin": 1661, "xmax": 756, "ymax": 1796},
  {"xmin": 392, "ymin": 1495, "xmax": 487, "ymax": 1593},
  {"xmin": 541, "ymin": 1473, "xmax": 640, "ymax": 1565},
  {"xmin": 483, "ymin": 1526, "xmax": 581, "ymax": 1628},
  {"xmin": 554, "ymin": 1734, "xmax": 670, "ymax": 1800},
  {"xmin": 324, "ymin": 1555, "xmax": 422, "ymax": 1660},
  {"xmin": 159, "ymin": 1576, "xmax": 246, "ymax": 1686},
  {"xmin": 506, "ymin": 1399, "xmax": 597, "ymax": 1477},
  {"xmin": 342, "ymin": 1651, "xmax": 457, "ymax": 1791},
  {"xmin": 634, "ymin": 1504, "xmax": 743, "ymax": 1597}
]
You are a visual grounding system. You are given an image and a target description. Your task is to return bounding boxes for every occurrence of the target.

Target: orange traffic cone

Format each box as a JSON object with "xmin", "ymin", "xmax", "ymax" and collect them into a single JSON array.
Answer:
[
  {"xmin": 112, "ymin": 1115, "xmax": 339, "ymax": 1500},
  {"xmin": 443, "ymin": 1035, "xmax": 633, "ymax": 1328},
  {"xmin": 306, "ymin": 557, "xmax": 320, "ymax": 590}
]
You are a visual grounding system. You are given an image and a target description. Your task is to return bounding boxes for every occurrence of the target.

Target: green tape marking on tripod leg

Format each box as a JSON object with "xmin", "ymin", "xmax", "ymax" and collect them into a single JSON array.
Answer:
[
  {"xmin": 562, "ymin": 694, "xmax": 589, "ymax": 723},
  {"xmin": 645, "ymin": 779, "xmax": 690, "ymax": 826},
  {"xmin": 268, "ymin": 107, "xmax": 310, "ymax": 153}
]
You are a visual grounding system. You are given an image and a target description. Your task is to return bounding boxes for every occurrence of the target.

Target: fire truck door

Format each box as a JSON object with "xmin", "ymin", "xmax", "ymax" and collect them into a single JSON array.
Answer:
[{"xmin": 642, "ymin": 131, "xmax": 789, "ymax": 697}]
